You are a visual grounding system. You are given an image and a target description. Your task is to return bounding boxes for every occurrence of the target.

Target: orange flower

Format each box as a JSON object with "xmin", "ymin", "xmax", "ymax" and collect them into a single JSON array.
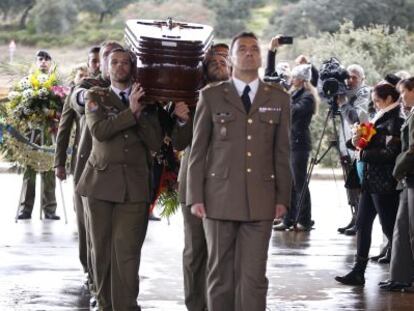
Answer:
[{"xmin": 356, "ymin": 123, "xmax": 376, "ymax": 149}]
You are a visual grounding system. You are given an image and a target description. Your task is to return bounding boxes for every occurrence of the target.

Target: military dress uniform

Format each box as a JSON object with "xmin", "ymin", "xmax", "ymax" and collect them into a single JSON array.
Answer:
[
  {"xmin": 187, "ymin": 79, "xmax": 291, "ymax": 311},
  {"xmin": 76, "ymin": 86, "xmax": 163, "ymax": 311},
  {"xmin": 171, "ymin": 109, "xmax": 209, "ymax": 311},
  {"xmin": 71, "ymin": 76, "xmax": 110, "ymax": 292},
  {"xmin": 389, "ymin": 109, "xmax": 414, "ymax": 284},
  {"xmin": 54, "ymin": 86, "xmax": 86, "ymax": 270}
]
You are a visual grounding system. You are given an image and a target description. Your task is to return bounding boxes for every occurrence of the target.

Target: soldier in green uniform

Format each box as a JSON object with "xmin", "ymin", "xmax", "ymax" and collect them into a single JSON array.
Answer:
[
  {"xmin": 76, "ymin": 48, "xmax": 163, "ymax": 311},
  {"xmin": 17, "ymin": 50, "xmax": 59, "ymax": 220},
  {"xmin": 65, "ymin": 41, "xmax": 122, "ymax": 308}
]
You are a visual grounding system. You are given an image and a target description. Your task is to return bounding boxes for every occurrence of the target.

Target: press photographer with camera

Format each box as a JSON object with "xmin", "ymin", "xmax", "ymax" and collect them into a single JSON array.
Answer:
[
  {"xmin": 273, "ymin": 64, "xmax": 320, "ymax": 231},
  {"xmin": 265, "ymin": 35, "xmax": 319, "ymax": 89}
]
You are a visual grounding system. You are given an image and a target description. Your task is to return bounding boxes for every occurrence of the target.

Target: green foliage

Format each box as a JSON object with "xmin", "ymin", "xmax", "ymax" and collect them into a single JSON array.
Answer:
[
  {"xmin": 247, "ymin": 4, "xmax": 277, "ymax": 37},
  {"xmin": 32, "ymin": 0, "xmax": 78, "ymax": 34},
  {"xmin": 268, "ymin": 0, "xmax": 414, "ymax": 37},
  {"xmin": 204, "ymin": 0, "xmax": 255, "ymax": 38}
]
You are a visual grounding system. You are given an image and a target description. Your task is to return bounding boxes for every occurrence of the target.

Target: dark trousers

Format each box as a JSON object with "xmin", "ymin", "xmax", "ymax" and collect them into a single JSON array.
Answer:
[
  {"xmin": 390, "ymin": 187, "xmax": 414, "ymax": 283},
  {"xmin": 355, "ymin": 191, "xmax": 399, "ymax": 258},
  {"xmin": 284, "ymin": 150, "xmax": 311, "ymax": 226},
  {"xmin": 19, "ymin": 167, "xmax": 57, "ymax": 214},
  {"xmin": 182, "ymin": 204, "xmax": 208, "ymax": 311}
]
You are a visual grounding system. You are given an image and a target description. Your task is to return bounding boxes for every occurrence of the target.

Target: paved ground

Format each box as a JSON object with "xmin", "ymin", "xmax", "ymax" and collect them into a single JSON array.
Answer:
[{"xmin": 0, "ymin": 171, "xmax": 413, "ymax": 311}]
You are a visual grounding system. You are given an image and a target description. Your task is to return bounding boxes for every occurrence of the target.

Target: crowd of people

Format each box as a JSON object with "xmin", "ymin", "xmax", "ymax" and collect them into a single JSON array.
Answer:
[{"xmin": 8, "ymin": 30, "xmax": 414, "ymax": 310}]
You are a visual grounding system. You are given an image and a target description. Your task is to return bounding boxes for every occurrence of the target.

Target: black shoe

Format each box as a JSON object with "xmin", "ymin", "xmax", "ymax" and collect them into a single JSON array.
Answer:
[
  {"xmin": 378, "ymin": 279, "xmax": 391, "ymax": 286},
  {"xmin": 344, "ymin": 226, "xmax": 357, "ymax": 236},
  {"xmin": 380, "ymin": 281, "xmax": 411, "ymax": 291},
  {"xmin": 148, "ymin": 214, "xmax": 161, "ymax": 221},
  {"xmin": 44, "ymin": 213, "xmax": 60, "ymax": 220},
  {"xmin": 17, "ymin": 211, "xmax": 31, "ymax": 220},
  {"xmin": 378, "ymin": 248, "xmax": 391, "ymax": 264},
  {"xmin": 335, "ymin": 270, "xmax": 365, "ymax": 286},
  {"xmin": 338, "ymin": 217, "xmax": 355, "ymax": 234}
]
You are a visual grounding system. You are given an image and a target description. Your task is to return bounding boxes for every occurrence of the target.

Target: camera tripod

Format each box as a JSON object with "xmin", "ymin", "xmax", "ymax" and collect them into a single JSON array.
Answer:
[{"xmin": 293, "ymin": 97, "xmax": 356, "ymax": 229}]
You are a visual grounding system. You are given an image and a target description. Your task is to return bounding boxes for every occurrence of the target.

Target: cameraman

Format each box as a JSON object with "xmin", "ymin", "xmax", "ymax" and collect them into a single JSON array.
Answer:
[{"xmin": 337, "ymin": 64, "xmax": 370, "ymax": 235}]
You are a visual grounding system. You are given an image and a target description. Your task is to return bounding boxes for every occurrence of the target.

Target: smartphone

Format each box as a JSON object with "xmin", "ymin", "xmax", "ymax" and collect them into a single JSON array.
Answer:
[{"xmin": 278, "ymin": 36, "xmax": 293, "ymax": 45}]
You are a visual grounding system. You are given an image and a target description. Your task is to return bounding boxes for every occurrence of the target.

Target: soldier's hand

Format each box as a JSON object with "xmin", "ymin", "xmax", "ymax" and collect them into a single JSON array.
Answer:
[
  {"xmin": 55, "ymin": 166, "xmax": 66, "ymax": 181},
  {"xmin": 269, "ymin": 35, "xmax": 281, "ymax": 52},
  {"xmin": 275, "ymin": 204, "xmax": 287, "ymax": 219},
  {"xmin": 129, "ymin": 82, "xmax": 145, "ymax": 117},
  {"xmin": 174, "ymin": 101, "xmax": 190, "ymax": 123},
  {"xmin": 191, "ymin": 203, "xmax": 206, "ymax": 219}
]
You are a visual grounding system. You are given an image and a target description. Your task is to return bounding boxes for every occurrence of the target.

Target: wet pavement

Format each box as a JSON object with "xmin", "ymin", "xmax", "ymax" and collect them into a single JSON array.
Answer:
[{"xmin": 1, "ymin": 171, "xmax": 414, "ymax": 311}]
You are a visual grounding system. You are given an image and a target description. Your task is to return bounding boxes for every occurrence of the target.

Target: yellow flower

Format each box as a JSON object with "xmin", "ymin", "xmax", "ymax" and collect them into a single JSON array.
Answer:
[{"xmin": 29, "ymin": 74, "xmax": 40, "ymax": 90}]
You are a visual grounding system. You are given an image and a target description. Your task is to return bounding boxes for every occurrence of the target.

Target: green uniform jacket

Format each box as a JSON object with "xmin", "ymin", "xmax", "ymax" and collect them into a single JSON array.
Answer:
[
  {"xmin": 187, "ymin": 80, "xmax": 292, "ymax": 221},
  {"xmin": 76, "ymin": 87, "xmax": 163, "ymax": 203}
]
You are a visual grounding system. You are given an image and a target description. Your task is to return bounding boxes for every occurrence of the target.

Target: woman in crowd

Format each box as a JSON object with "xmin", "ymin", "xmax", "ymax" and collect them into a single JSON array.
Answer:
[
  {"xmin": 379, "ymin": 77, "xmax": 414, "ymax": 291},
  {"xmin": 274, "ymin": 64, "xmax": 319, "ymax": 231},
  {"xmin": 335, "ymin": 82, "xmax": 404, "ymax": 286}
]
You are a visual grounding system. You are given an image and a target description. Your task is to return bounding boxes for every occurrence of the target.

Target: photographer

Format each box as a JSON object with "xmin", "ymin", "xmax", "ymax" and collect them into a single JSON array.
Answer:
[
  {"xmin": 265, "ymin": 35, "xmax": 318, "ymax": 88},
  {"xmin": 337, "ymin": 64, "xmax": 371, "ymax": 235},
  {"xmin": 274, "ymin": 64, "xmax": 319, "ymax": 231}
]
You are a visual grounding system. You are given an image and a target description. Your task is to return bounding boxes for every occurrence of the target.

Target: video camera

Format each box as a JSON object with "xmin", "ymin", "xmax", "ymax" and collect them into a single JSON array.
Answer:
[{"xmin": 319, "ymin": 58, "xmax": 349, "ymax": 98}]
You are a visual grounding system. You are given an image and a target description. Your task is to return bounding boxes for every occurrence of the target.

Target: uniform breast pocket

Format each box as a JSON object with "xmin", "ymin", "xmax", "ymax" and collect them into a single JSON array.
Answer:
[
  {"xmin": 212, "ymin": 112, "xmax": 236, "ymax": 141},
  {"xmin": 259, "ymin": 111, "xmax": 281, "ymax": 126}
]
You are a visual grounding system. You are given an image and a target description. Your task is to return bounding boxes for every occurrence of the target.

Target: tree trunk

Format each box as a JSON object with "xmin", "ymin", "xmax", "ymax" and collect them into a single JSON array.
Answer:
[
  {"xmin": 19, "ymin": 3, "xmax": 34, "ymax": 29},
  {"xmin": 99, "ymin": 12, "xmax": 106, "ymax": 23}
]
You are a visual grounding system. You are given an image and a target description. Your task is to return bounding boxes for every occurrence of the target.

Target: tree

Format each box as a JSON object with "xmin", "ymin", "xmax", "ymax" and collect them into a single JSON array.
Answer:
[
  {"xmin": 204, "ymin": 0, "xmax": 255, "ymax": 38},
  {"xmin": 268, "ymin": 0, "xmax": 414, "ymax": 37},
  {"xmin": 0, "ymin": 0, "xmax": 36, "ymax": 28},
  {"xmin": 32, "ymin": 0, "xmax": 78, "ymax": 34},
  {"xmin": 76, "ymin": 0, "xmax": 136, "ymax": 23}
]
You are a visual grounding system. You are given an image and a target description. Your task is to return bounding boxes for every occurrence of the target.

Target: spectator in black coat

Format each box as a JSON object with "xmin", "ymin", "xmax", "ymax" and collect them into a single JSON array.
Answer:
[
  {"xmin": 274, "ymin": 64, "xmax": 319, "ymax": 231},
  {"xmin": 335, "ymin": 82, "xmax": 404, "ymax": 286}
]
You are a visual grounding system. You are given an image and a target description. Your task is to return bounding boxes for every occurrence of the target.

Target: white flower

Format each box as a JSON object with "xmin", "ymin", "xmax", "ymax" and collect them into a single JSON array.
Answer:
[
  {"xmin": 8, "ymin": 91, "xmax": 21, "ymax": 101},
  {"xmin": 38, "ymin": 74, "xmax": 49, "ymax": 84},
  {"xmin": 22, "ymin": 89, "xmax": 35, "ymax": 102},
  {"xmin": 38, "ymin": 87, "xmax": 49, "ymax": 99},
  {"xmin": 18, "ymin": 77, "xmax": 31, "ymax": 90}
]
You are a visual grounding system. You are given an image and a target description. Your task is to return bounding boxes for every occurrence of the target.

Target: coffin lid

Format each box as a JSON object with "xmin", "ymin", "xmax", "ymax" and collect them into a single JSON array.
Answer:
[{"xmin": 125, "ymin": 18, "xmax": 214, "ymax": 50}]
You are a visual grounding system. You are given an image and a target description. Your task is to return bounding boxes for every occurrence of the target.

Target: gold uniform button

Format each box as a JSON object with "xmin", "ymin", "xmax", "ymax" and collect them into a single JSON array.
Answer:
[
  {"xmin": 248, "ymin": 118, "xmax": 253, "ymax": 124},
  {"xmin": 271, "ymin": 174, "xmax": 275, "ymax": 179},
  {"xmin": 247, "ymin": 168, "xmax": 252, "ymax": 173},
  {"xmin": 247, "ymin": 135, "xmax": 252, "ymax": 140},
  {"xmin": 247, "ymin": 152, "xmax": 252, "ymax": 157},
  {"xmin": 211, "ymin": 173, "xmax": 216, "ymax": 177},
  {"xmin": 124, "ymin": 134, "xmax": 128, "ymax": 139},
  {"xmin": 221, "ymin": 120, "xmax": 225, "ymax": 124},
  {"xmin": 269, "ymin": 120, "xmax": 274, "ymax": 124}
]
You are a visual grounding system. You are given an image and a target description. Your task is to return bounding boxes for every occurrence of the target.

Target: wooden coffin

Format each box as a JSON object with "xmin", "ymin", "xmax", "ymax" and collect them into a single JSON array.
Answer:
[{"xmin": 125, "ymin": 18, "xmax": 214, "ymax": 105}]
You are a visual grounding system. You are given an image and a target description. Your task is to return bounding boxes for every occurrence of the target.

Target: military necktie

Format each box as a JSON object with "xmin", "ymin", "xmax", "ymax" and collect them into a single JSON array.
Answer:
[
  {"xmin": 119, "ymin": 91, "xmax": 129, "ymax": 106},
  {"xmin": 241, "ymin": 85, "xmax": 251, "ymax": 113}
]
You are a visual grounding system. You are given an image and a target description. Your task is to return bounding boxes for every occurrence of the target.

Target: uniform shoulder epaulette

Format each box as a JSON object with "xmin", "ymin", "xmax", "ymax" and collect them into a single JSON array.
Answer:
[
  {"xmin": 264, "ymin": 81, "xmax": 289, "ymax": 95},
  {"xmin": 202, "ymin": 80, "xmax": 227, "ymax": 91}
]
